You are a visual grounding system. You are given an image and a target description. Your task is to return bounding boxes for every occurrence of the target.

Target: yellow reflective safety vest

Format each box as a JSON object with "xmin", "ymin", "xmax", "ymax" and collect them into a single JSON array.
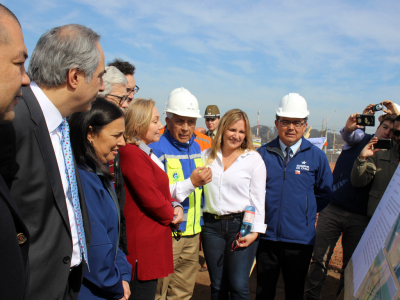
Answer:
[{"xmin": 166, "ymin": 157, "xmax": 203, "ymax": 236}]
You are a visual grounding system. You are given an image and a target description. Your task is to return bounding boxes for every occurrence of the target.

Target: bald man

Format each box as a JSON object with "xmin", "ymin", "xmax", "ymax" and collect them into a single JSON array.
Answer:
[{"xmin": 0, "ymin": 4, "xmax": 30, "ymax": 299}]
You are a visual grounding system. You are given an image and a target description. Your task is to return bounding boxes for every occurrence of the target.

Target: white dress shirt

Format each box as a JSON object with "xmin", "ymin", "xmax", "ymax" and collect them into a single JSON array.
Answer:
[
  {"xmin": 202, "ymin": 149, "xmax": 267, "ymax": 233},
  {"xmin": 31, "ymin": 82, "xmax": 80, "ymax": 267}
]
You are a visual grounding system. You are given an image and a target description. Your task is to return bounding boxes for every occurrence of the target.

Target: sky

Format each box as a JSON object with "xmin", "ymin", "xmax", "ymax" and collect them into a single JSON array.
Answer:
[{"xmin": 6, "ymin": 0, "xmax": 400, "ymax": 133}]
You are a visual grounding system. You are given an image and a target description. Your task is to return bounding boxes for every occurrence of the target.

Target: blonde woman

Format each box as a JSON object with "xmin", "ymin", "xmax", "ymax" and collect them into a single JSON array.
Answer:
[
  {"xmin": 201, "ymin": 109, "xmax": 267, "ymax": 300},
  {"xmin": 119, "ymin": 99, "xmax": 183, "ymax": 300}
]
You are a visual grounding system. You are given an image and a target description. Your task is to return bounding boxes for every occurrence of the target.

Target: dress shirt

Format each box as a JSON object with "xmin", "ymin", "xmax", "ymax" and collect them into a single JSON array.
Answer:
[
  {"xmin": 138, "ymin": 142, "xmax": 186, "ymax": 208},
  {"xmin": 202, "ymin": 149, "xmax": 267, "ymax": 233},
  {"xmin": 31, "ymin": 82, "xmax": 80, "ymax": 267},
  {"xmin": 340, "ymin": 127, "xmax": 367, "ymax": 150},
  {"xmin": 207, "ymin": 129, "xmax": 217, "ymax": 139},
  {"xmin": 279, "ymin": 138, "xmax": 302, "ymax": 158}
]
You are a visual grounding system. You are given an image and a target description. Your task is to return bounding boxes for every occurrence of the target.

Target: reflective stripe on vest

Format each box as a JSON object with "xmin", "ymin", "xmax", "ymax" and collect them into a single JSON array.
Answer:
[
  {"xmin": 166, "ymin": 157, "xmax": 203, "ymax": 236},
  {"xmin": 195, "ymin": 137, "xmax": 211, "ymax": 144},
  {"xmin": 159, "ymin": 153, "xmax": 202, "ymax": 162}
]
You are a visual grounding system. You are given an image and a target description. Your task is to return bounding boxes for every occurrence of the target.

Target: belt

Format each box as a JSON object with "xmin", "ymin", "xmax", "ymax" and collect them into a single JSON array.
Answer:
[{"xmin": 204, "ymin": 212, "xmax": 243, "ymax": 220}]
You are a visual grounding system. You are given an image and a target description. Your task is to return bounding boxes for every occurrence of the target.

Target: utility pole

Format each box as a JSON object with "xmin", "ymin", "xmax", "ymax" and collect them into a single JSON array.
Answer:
[
  {"xmin": 257, "ymin": 111, "xmax": 260, "ymax": 138},
  {"xmin": 324, "ymin": 110, "xmax": 336, "ymax": 154},
  {"xmin": 333, "ymin": 124, "xmax": 336, "ymax": 155},
  {"xmin": 321, "ymin": 119, "xmax": 325, "ymax": 137}
]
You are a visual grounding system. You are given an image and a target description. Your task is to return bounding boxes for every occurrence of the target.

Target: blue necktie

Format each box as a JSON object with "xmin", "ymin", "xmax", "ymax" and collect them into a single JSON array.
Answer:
[
  {"xmin": 60, "ymin": 119, "xmax": 89, "ymax": 271},
  {"xmin": 284, "ymin": 146, "xmax": 292, "ymax": 167}
]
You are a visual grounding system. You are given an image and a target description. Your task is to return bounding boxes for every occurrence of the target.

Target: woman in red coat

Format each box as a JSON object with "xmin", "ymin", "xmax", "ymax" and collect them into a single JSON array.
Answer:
[{"xmin": 119, "ymin": 98, "xmax": 183, "ymax": 300}]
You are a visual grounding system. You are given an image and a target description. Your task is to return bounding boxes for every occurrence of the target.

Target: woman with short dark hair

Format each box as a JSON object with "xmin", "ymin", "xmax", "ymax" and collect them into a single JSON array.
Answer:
[{"xmin": 69, "ymin": 98, "xmax": 132, "ymax": 300}]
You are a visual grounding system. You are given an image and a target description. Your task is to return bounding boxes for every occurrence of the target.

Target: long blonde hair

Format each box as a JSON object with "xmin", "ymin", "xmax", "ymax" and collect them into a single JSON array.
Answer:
[
  {"xmin": 124, "ymin": 98, "xmax": 155, "ymax": 145},
  {"xmin": 206, "ymin": 109, "xmax": 255, "ymax": 165}
]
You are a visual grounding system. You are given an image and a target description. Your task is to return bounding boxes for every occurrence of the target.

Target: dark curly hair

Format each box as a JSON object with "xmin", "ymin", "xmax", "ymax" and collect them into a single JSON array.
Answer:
[{"xmin": 108, "ymin": 58, "xmax": 136, "ymax": 75}]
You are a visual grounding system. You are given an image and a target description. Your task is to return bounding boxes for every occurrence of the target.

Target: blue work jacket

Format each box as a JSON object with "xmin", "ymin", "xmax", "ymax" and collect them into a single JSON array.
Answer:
[
  {"xmin": 150, "ymin": 128, "xmax": 204, "ymax": 234},
  {"xmin": 258, "ymin": 137, "xmax": 333, "ymax": 245},
  {"xmin": 77, "ymin": 167, "xmax": 132, "ymax": 300}
]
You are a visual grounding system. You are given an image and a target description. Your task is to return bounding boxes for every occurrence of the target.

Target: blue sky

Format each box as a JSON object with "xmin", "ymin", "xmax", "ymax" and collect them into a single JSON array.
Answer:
[{"xmin": 6, "ymin": 0, "xmax": 400, "ymax": 133}]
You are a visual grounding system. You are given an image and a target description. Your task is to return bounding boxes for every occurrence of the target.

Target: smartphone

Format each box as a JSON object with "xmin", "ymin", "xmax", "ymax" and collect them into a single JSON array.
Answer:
[
  {"xmin": 374, "ymin": 139, "xmax": 391, "ymax": 150},
  {"xmin": 356, "ymin": 114, "xmax": 375, "ymax": 126}
]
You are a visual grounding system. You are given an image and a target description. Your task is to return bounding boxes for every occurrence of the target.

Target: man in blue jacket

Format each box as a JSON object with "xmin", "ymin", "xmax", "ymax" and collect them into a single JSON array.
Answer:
[
  {"xmin": 256, "ymin": 93, "xmax": 333, "ymax": 300},
  {"xmin": 151, "ymin": 87, "xmax": 212, "ymax": 300},
  {"xmin": 305, "ymin": 107, "xmax": 397, "ymax": 300}
]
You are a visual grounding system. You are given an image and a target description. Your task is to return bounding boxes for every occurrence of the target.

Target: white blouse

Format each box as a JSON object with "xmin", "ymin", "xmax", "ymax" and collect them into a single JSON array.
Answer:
[{"xmin": 202, "ymin": 149, "xmax": 267, "ymax": 233}]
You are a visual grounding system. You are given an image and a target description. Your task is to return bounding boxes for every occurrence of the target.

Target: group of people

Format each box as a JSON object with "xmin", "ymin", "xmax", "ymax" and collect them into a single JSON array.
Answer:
[{"xmin": 2, "ymin": 4, "xmax": 400, "ymax": 300}]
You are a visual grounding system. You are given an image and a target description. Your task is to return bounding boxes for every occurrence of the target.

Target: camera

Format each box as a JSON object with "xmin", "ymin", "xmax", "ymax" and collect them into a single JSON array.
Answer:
[
  {"xmin": 356, "ymin": 114, "xmax": 375, "ymax": 126},
  {"xmin": 372, "ymin": 103, "xmax": 383, "ymax": 112}
]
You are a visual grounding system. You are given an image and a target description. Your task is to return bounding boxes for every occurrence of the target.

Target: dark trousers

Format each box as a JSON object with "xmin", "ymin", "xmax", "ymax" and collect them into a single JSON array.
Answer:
[
  {"xmin": 130, "ymin": 264, "xmax": 158, "ymax": 300},
  {"xmin": 202, "ymin": 214, "xmax": 259, "ymax": 300},
  {"xmin": 63, "ymin": 263, "xmax": 83, "ymax": 300},
  {"xmin": 304, "ymin": 203, "xmax": 369, "ymax": 299},
  {"xmin": 256, "ymin": 239, "xmax": 313, "ymax": 300}
]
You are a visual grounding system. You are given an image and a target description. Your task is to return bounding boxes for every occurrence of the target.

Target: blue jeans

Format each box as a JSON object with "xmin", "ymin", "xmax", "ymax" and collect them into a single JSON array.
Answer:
[{"xmin": 202, "ymin": 214, "xmax": 259, "ymax": 300}]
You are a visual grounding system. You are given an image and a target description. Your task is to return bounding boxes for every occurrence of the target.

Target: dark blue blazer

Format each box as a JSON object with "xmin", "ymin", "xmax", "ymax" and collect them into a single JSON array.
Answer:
[{"xmin": 77, "ymin": 167, "xmax": 132, "ymax": 300}]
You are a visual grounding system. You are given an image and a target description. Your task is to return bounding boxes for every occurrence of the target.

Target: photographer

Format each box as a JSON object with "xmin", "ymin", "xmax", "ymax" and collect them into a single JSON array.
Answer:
[
  {"xmin": 351, "ymin": 114, "xmax": 400, "ymax": 217},
  {"xmin": 305, "ymin": 105, "xmax": 396, "ymax": 300}
]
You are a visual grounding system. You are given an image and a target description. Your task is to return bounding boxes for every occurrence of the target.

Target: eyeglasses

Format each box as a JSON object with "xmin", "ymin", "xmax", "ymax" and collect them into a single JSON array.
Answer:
[
  {"xmin": 173, "ymin": 230, "xmax": 182, "ymax": 241},
  {"xmin": 127, "ymin": 85, "xmax": 140, "ymax": 95},
  {"xmin": 106, "ymin": 94, "xmax": 130, "ymax": 105},
  {"xmin": 393, "ymin": 129, "xmax": 400, "ymax": 137},
  {"xmin": 231, "ymin": 232, "xmax": 241, "ymax": 252},
  {"xmin": 278, "ymin": 119, "xmax": 306, "ymax": 128}
]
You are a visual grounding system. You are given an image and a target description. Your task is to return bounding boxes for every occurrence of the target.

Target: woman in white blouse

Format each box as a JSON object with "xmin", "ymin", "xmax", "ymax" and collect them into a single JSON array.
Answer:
[{"xmin": 201, "ymin": 109, "xmax": 267, "ymax": 300}]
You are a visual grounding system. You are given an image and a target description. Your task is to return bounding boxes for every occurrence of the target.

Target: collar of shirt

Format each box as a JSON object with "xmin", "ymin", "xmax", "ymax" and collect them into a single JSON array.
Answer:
[
  {"xmin": 279, "ymin": 138, "xmax": 302, "ymax": 158},
  {"xmin": 138, "ymin": 141, "xmax": 164, "ymax": 170},
  {"xmin": 30, "ymin": 81, "xmax": 63, "ymax": 133},
  {"xmin": 138, "ymin": 141, "xmax": 152, "ymax": 155},
  {"xmin": 215, "ymin": 148, "xmax": 251, "ymax": 162}
]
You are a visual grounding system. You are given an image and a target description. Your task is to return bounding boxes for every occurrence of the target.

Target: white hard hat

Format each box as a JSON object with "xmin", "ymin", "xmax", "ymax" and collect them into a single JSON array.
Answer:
[
  {"xmin": 276, "ymin": 93, "xmax": 310, "ymax": 119},
  {"xmin": 165, "ymin": 87, "xmax": 202, "ymax": 118}
]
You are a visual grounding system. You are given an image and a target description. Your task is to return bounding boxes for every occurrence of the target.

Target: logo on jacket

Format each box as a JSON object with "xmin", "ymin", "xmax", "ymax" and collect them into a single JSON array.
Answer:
[
  {"xmin": 173, "ymin": 172, "xmax": 179, "ymax": 180},
  {"xmin": 296, "ymin": 162, "xmax": 310, "ymax": 171}
]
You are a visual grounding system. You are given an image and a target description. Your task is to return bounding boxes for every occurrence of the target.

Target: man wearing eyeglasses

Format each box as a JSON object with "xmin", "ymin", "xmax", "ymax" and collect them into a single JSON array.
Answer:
[
  {"xmin": 256, "ymin": 93, "xmax": 333, "ymax": 300},
  {"xmin": 108, "ymin": 58, "xmax": 138, "ymax": 101},
  {"xmin": 351, "ymin": 114, "xmax": 400, "ymax": 217},
  {"xmin": 305, "ymin": 108, "xmax": 397, "ymax": 300}
]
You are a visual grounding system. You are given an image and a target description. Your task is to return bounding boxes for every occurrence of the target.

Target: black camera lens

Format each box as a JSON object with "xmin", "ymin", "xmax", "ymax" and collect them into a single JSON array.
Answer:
[{"xmin": 372, "ymin": 103, "xmax": 383, "ymax": 112}]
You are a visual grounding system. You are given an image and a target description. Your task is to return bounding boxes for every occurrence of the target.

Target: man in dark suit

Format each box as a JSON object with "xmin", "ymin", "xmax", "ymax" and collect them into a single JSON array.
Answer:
[
  {"xmin": 0, "ymin": 5, "xmax": 31, "ymax": 300},
  {"xmin": 0, "ymin": 24, "xmax": 106, "ymax": 299}
]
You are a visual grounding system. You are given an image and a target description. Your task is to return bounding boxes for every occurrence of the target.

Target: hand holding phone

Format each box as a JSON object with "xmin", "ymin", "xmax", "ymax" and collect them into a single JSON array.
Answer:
[{"xmin": 374, "ymin": 139, "xmax": 391, "ymax": 150}]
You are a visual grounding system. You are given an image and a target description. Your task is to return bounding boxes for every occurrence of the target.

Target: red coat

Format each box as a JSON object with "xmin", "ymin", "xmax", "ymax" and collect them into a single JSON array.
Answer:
[{"xmin": 119, "ymin": 143, "xmax": 175, "ymax": 281}]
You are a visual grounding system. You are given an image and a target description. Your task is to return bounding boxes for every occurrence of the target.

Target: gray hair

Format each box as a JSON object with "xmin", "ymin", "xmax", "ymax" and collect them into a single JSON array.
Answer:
[
  {"xmin": 98, "ymin": 66, "xmax": 128, "ymax": 97},
  {"xmin": 28, "ymin": 24, "xmax": 100, "ymax": 87}
]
